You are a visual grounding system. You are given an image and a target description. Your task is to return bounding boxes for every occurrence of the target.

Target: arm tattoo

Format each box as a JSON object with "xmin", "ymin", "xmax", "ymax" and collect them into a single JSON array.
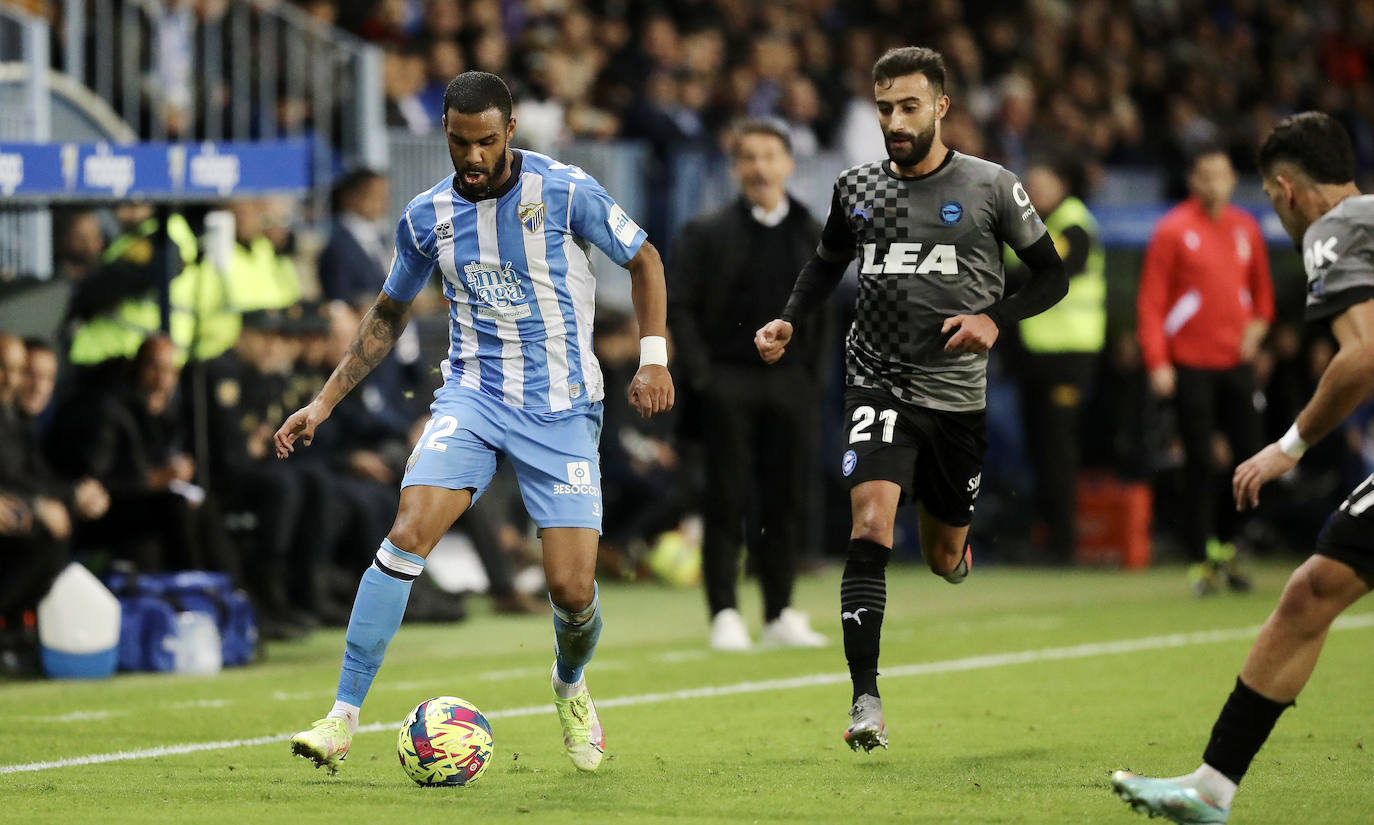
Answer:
[{"xmin": 320, "ymin": 294, "xmax": 410, "ymax": 406}]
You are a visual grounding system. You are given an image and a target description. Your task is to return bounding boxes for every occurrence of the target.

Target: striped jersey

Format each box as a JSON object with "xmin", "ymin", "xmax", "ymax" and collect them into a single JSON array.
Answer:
[{"xmin": 383, "ymin": 149, "xmax": 647, "ymax": 412}]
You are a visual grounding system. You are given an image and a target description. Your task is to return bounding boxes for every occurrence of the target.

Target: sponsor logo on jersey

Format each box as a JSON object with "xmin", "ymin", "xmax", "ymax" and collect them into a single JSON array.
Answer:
[
  {"xmin": 860, "ymin": 242, "xmax": 958, "ymax": 276},
  {"xmin": 518, "ymin": 201, "xmax": 545, "ymax": 234},
  {"xmin": 463, "ymin": 259, "xmax": 531, "ymax": 321},
  {"xmin": 1304, "ymin": 236, "xmax": 1340, "ymax": 296},
  {"xmin": 434, "ymin": 219, "xmax": 454, "ymax": 240},
  {"xmin": 853, "ymin": 205, "xmax": 873, "ymax": 221},
  {"xmin": 607, "ymin": 204, "xmax": 641, "ymax": 246},
  {"xmin": 554, "ymin": 460, "xmax": 600, "ymax": 496},
  {"xmin": 842, "ymin": 449, "xmax": 858, "ymax": 477},
  {"xmin": 939, "ymin": 201, "xmax": 963, "ymax": 225}
]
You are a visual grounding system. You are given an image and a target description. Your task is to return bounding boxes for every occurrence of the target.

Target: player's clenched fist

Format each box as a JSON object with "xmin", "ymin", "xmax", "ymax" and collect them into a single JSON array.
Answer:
[
  {"xmin": 275, "ymin": 401, "xmax": 330, "ymax": 459},
  {"xmin": 629, "ymin": 365, "xmax": 674, "ymax": 418},
  {"xmin": 755, "ymin": 318, "xmax": 794, "ymax": 364},
  {"xmin": 942, "ymin": 313, "xmax": 999, "ymax": 354}
]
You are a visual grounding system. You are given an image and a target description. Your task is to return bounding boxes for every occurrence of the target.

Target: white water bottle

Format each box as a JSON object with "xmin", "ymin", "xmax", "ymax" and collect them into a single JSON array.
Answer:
[{"xmin": 172, "ymin": 611, "xmax": 222, "ymax": 675}]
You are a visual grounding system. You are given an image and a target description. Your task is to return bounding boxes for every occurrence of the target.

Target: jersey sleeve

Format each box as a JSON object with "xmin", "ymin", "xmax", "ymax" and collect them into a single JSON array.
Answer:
[
  {"xmin": 993, "ymin": 168, "xmax": 1048, "ymax": 252},
  {"xmin": 568, "ymin": 175, "xmax": 646, "ymax": 266},
  {"xmin": 1305, "ymin": 216, "xmax": 1374, "ymax": 321},
  {"xmin": 382, "ymin": 208, "xmax": 436, "ymax": 302},
  {"xmin": 817, "ymin": 184, "xmax": 858, "ymax": 262},
  {"xmin": 1137, "ymin": 219, "xmax": 1177, "ymax": 371}
]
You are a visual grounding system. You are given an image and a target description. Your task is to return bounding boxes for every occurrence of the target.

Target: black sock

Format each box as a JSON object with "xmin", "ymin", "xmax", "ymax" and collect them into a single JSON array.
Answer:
[
  {"xmin": 1201, "ymin": 677, "xmax": 1294, "ymax": 784},
  {"xmin": 841, "ymin": 538, "xmax": 890, "ymax": 703}
]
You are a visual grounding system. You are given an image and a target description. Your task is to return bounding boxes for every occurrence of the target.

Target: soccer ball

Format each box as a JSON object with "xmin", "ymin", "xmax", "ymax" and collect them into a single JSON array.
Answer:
[{"xmin": 397, "ymin": 696, "xmax": 494, "ymax": 786}]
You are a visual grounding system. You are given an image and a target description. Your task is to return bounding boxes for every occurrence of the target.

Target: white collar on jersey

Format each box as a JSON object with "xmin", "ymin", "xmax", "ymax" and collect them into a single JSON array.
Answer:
[{"xmin": 750, "ymin": 198, "xmax": 790, "ymax": 227}]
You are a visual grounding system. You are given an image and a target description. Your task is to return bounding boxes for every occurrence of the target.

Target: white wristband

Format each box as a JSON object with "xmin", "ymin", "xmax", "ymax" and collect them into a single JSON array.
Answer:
[
  {"xmin": 639, "ymin": 335, "xmax": 668, "ymax": 368},
  {"xmin": 1278, "ymin": 423, "xmax": 1308, "ymax": 459}
]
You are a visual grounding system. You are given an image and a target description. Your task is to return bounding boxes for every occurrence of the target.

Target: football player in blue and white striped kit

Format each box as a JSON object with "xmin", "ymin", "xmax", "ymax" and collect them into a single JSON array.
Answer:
[{"xmin": 276, "ymin": 71, "xmax": 674, "ymax": 775}]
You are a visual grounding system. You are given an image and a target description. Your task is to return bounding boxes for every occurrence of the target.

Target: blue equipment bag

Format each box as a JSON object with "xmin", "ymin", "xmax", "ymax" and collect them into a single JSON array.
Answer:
[{"xmin": 108, "ymin": 571, "xmax": 258, "ymax": 670}]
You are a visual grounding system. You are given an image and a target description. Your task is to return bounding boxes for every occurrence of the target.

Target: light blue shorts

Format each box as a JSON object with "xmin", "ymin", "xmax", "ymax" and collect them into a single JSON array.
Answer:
[{"xmin": 403, "ymin": 384, "xmax": 604, "ymax": 532}]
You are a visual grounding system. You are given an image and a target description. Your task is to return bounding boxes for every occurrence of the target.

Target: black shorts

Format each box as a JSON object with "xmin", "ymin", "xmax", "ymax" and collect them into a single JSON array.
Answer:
[
  {"xmin": 1315, "ymin": 473, "xmax": 1374, "ymax": 574},
  {"xmin": 840, "ymin": 387, "xmax": 988, "ymax": 527}
]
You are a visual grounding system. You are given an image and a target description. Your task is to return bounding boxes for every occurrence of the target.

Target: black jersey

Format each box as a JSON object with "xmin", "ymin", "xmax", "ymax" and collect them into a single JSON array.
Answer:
[{"xmin": 818, "ymin": 151, "xmax": 1046, "ymax": 412}]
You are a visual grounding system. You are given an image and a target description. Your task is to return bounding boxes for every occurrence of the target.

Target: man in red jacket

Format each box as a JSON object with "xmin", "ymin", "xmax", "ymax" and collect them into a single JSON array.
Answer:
[{"xmin": 1138, "ymin": 146, "xmax": 1274, "ymax": 594}]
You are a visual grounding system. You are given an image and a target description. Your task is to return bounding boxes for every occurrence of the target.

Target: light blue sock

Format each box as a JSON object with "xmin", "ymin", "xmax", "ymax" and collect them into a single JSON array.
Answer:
[
  {"xmin": 336, "ymin": 539, "xmax": 425, "ymax": 707},
  {"xmin": 551, "ymin": 582, "xmax": 601, "ymax": 686}
]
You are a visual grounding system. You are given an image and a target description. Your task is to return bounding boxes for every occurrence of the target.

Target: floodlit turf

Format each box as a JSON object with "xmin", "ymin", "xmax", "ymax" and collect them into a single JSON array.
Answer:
[{"xmin": 3, "ymin": 561, "xmax": 1372, "ymax": 825}]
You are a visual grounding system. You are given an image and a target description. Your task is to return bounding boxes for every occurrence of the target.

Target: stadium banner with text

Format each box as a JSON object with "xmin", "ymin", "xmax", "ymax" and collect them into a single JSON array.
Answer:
[{"xmin": 0, "ymin": 139, "xmax": 312, "ymax": 201}]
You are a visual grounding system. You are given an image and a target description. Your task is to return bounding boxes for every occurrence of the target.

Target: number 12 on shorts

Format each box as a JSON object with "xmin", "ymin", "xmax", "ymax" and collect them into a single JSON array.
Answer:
[
  {"xmin": 850, "ymin": 406, "xmax": 897, "ymax": 443},
  {"xmin": 416, "ymin": 415, "xmax": 458, "ymax": 453}
]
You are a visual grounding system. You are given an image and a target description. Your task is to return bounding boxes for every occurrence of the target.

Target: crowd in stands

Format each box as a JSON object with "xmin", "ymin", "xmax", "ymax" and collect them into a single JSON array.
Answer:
[
  {"xmin": 304, "ymin": 0, "xmax": 1374, "ymax": 190},
  {"xmin": 20, "ymin": 1, "xmax": 1374, "ymax": 189}
]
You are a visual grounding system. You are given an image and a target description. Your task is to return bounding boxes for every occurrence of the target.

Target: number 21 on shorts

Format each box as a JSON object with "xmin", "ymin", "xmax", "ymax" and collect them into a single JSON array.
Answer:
[{"xmin": 850, "ymin": 406, "xmax": 897, "ymax": 443}]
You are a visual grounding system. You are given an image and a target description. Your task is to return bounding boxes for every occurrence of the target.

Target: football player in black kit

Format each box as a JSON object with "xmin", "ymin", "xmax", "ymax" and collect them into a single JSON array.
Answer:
[
  {"xmin": 755, "ymin": 46, "xmax": 1067, "ymax": 751},
  {"xmin": 1113, "ymin": 112, "xmax": 1374, "ymax": 825}
]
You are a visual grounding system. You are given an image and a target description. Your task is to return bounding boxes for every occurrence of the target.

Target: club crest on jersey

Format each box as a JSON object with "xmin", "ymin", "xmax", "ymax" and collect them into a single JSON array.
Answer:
[
  {"xmin": 842, "ymin": 449, "xmax": 858, "ymax": 477},
  {"xmin": 518, "ymin": 201, "xmax": 545, "ymax": 235},
  {"xmin": 940, "ymin": 201, "xmax": 963, "ymax": 225},
  {"xmin": 463, "ymin": 259, "xmax": 531, "ymax": 320}
]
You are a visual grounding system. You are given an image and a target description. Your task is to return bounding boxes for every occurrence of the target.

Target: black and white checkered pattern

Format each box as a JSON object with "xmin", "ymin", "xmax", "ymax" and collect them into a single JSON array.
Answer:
[{"xmin": 828, "ymin": 154, "xmax": 1044, "ymax": 412}]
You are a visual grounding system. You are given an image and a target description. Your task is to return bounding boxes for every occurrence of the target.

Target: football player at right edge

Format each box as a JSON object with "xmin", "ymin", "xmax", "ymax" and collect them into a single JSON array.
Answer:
[{"xmin": 1113, "ymin": 113, "xmax": 1374, "ymax": 824}]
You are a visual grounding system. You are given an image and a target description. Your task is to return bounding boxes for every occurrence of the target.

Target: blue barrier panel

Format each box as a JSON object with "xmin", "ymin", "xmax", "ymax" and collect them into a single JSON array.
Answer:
[{"xmin": 0, "ymin": 138, "xmax": 312, "ymax": 200}]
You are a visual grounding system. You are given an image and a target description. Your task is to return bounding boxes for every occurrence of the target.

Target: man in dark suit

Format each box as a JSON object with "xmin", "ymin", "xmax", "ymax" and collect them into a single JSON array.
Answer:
[
  {"xmin": 669, "ymin": 119, "xmax": 829, "ymax": 651},
  {"xmin": 318, "ymin": 169, "xmax": 392, "ymax": 306}
]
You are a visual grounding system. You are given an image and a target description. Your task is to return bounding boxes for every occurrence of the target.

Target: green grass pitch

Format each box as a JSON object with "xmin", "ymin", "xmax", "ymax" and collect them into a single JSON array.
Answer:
[{"xmin": 2, "ymin": 561, "xmax": 1372, "ymax": 824}]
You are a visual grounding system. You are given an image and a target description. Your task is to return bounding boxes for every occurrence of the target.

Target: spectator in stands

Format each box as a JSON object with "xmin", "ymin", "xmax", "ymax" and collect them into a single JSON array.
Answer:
[
  {"xmin": 319, "ymin": 169, "xmax": 393, "ymax": 307},
  {"xmin": 1137, "ymin": 146, "xmax": 1274, "ymax": 595},
  {"xmin": 418, "ymin": 37, "xmax": 464, "ymax": 119},
  {"xmin": 201, "ymin": 311, "xmax": 321, "ymax": 637},
  {"xmin": 53, "ymin": 210, "xmax": 105, "ymax": 282},
  {"xmin": 66, "ymin": 204, "xmax": 200, "ymax": 367},
  {"xmin": 384, "ymin": 47, "xmax": 432, "ymax": 133},
  {"xmin": 19, "ymin": 339, "xmax": 58, "ymax": 434},
  {"xmin": 594, "ymin": 309, "xmax": 692, "ymax": 581},
  {"xmin": 668, "ymin": 119, "xmax": 827, "ymax": 650},
  {"xmin": 224, "ymin": 198, "xmax": 302, "ymax": 314},
  {"xmin": 47, "ymin": 335, "xmax": 233, "ymax": 575},
  {"xmin": 0, "ymin": 332, "xmax": 110, "ymax": 549}
]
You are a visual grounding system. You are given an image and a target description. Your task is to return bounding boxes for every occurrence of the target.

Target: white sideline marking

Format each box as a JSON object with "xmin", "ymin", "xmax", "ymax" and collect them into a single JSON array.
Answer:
[{"xmin": 4, "ymin": 614, "xmax": 1372, "ymax": 776}]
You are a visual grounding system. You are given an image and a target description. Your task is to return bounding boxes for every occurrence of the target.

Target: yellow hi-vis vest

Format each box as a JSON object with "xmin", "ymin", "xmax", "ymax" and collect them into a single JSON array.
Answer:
[
  {"xmin": 69, "ymin": 214, "xmax": 210, "ymax": 365},
  {"xmin": 1018, "ymin": 196, "xmax": 1106, "ymax": 354},
  {"xmin": 224, "ymin": 237, "xmax": 302, "ymax": 312}
]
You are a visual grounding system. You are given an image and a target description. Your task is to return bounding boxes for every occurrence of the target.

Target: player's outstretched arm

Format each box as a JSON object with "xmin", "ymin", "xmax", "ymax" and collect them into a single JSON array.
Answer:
[
  {"xmin": 1235, "ymin": 299, "xmax": 1374, "ymax": 509},
  {"xmin": 275, "ymin": 292, "xmax": 412, "ymax": 458},
  {"xmin": 625, "ymin": 241, "xmax": 675, "ymax": 418}
]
